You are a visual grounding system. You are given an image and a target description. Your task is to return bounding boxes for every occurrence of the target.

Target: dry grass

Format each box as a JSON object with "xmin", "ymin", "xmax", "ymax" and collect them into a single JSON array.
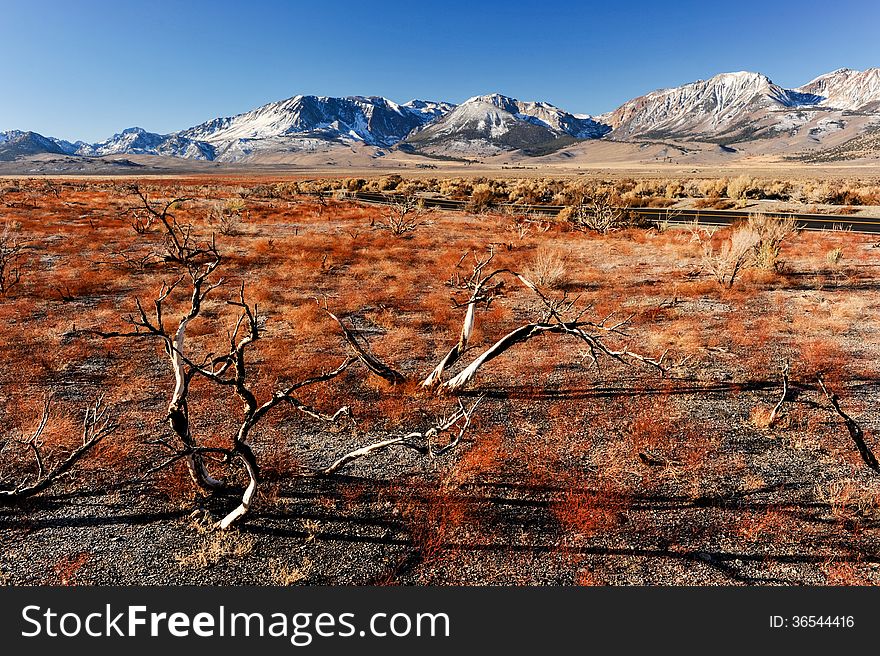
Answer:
[
  {"xmin": 176, "ymin": 531, "xmax": 256, "ymax": 568},
  {"xmin": 3, "ymin": 176, "xmax": 880, "ymax": 585},
  {"xmin": 297, "ymin": 175, "xmax": 880, "ymax": 209},
  {"xmin": 524, "ymin": 246, "xmax": 569, "ymax": 289},
  {"xmin": 270, "ymin": 557, "xmax": 312, "ymax": 585}
]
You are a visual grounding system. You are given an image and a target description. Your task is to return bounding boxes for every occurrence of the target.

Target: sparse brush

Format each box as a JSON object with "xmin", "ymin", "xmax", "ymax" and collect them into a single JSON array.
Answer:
[
  {"xmin": 524, "ymin": 246, "xmax": 569, "ymax": 289},
  {"xmin": 815, "ymin": 479, "xmax": 880, "ymax": 521},
  {"xmin": 270, "ymin": 557, "xmax": 311, "ymax": 585},
  {"xmin": 208, "ymin": 201, "xmax": 246, "ymax": 236},
  {"xmin": 699, "ymin": 213, "xmax": 797, "ymax": 286},
  {"xmin": 566, "ymin": 189, "xmax": 629, "ymax": 233},
  {"xmin": 749, "ymin": 405, "xmax": 774, "ymax": 429},
  {"xmin": 468, "ymin": 183, "xmax": 497, "ymax": 211},
  {"xmin": 701, "ymin": 224, "xmax": 760, "ymax": 288},
  {"xmin": 373, "ymin": 196, "xmax": 427, "ymax": 236},
  {"xmin": 727, "ymin": 175, "xmax": 756, "ymax": 200},
  {"xmin": 176, "ymin": 531, "xmax": 255, "ymax": 568},
  {"xmin": 748, "ymin": 213, "xmax": 798, "ymax": 271},
  {"xmin": 826, "ymin": 247, "xmax": 843, "ymax": 266}
]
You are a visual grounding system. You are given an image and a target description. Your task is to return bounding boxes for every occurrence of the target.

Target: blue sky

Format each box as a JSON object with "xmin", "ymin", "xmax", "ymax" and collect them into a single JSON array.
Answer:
[{"xmin": 2, "ymin": 0, "xmax": 878, "ymax": 142}]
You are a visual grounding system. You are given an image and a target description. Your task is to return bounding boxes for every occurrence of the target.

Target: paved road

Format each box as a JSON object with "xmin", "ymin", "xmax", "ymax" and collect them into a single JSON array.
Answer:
[{"xmin": 334, "ymin": 191, "xmax": 880, "ymax": 234}]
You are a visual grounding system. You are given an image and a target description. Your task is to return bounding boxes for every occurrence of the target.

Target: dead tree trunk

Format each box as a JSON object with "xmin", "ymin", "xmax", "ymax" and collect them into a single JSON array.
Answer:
[
  {"xmin": 424, "ymin": 254, "xmax": 665, "ymax": 392},
  {"xmin": 81, "ymin": 270, "xmax": 355, "ymax": 527},
  {"xmin": 327, "ymin": 310, "xmax": 405, "ymax": 384},
  {"xmin": 423, "ymin": 251, "xmax": 499, "ymax": 388}
]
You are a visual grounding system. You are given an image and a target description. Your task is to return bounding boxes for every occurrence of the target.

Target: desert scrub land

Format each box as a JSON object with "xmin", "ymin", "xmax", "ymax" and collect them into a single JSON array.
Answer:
[
  {"xmin": 298, "ymin": 173, "xmax": 880, "ymax": 216},
  {"xmin": 2, "ymin": 176, "xmax": 880, "ymax": 586}
]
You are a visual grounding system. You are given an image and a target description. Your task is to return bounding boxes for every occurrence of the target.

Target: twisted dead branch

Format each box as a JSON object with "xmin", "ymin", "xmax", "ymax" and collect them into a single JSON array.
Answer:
[
  {"xmin": 423, "ymin": 250, "xmax": 665, "ymax": 392},
  {"xmin": 326, "ymin": 310, "xmax": 405, "ymax": 384},
  {"xmin": 1, "ymin": 395, "xmax": 118, "ymax": 500},
  {"xmin": 77, "ymin": 242, "xmax": 355, "ymax": 527},
  {"xmin": 320, "ymin": 397, "xmax": 483, "ymax": 475},
  {"xmin": 767, "ymin": 361, "xmax": 790, "ymax": 428},
  {"xmin": 128, "ymin": 184, "xmax": 215, "ymax": 265}
]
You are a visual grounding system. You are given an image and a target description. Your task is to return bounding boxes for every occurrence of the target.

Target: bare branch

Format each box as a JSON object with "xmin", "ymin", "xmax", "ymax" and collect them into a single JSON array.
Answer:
[
  {"xmin": 327, "ymin": 310, "xmax": 405, "ymax": 384},
  {"xmin": 320, "ymin": 397, "xmax": 483, "ymax": 475},
  {"xmin": 817, "ymin": 376, "xmax": 880, "ymax": 472},
  {"xmin": 1, "ymin": 396, "xmax": 118, "ymax": 500},
  {"xmin": 372, "ymin": 195, "xmax": 428, "ymax": 236},
  {"xmin": 767, "ymin": 361, "xmax": 790, "ymax": 428},
  {"xmin": 0, "ymin": 221, "xmax": 26, "ymax": 297}
]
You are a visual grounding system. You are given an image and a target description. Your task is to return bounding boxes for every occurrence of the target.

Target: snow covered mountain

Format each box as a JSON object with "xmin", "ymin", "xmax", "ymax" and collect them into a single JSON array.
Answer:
[
  {"xmin": 3, "ymin": 68, "xmax": 880, "ymax": 165},
  {"xmin": 402, "ymin": 99, "xmax": 457, "ymax": 122},
  {"xmin": 605, "ymin": 71, "xmax": 824, "ymax": 142},
  {"xmin": 76, "ymin": 127, "xmax": 215, "ymax": 160},
  {"xmin": 402, "ymin": 93, "xmax": 610, "ymax": 156},
  {"xmin": 796, "ymin": 68, "xmax": 880, "ymax": 111},
  {"xmin": 0, "ymin": 131, "xmax": 75, "ymax": 161},
  {"xmin": 177, "ymin": 95, "xmax": 455, "ymax": 161}
]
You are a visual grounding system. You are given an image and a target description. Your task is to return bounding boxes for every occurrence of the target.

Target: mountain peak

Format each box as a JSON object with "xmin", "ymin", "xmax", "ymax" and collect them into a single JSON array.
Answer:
[
  {"xmin": 0, "ymin": 130, "xmax": 72, "ymax": 161},
  {"xmin": 798, "ymin": 67, "xmax": 880, "ymax": 110},
  {"xmin": 176, "ymin": 94, "xmax": 453, "ymax": 157},
  {"xmin": 403, "ymin": 93, "xmax": 609, "ymax": 156},
  {"xmin": 3, "ymin": 68, "xmax": 880, "ymax": 164}
]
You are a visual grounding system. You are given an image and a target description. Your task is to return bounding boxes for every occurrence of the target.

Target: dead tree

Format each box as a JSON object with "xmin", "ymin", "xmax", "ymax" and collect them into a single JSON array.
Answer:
[
  {"xmin": 373, "ymin": 195, "xmax": 426, "ymax": 236},
  {"xmin": 78, "ymin": 194, "xmax": 481, "ymax": 527},
  {"xmin": 80, "ymin": 249, "xmax": 357, "ymax": 527},
  {"xmin": 0, "ymin": 395, "xmax": 117, "ymax": 500},
  {"xmin": 423, "ymin": 251, "xmax": 665, "ymax": 392},
  {"xmin": 81, "ymin": 240, "xmax": 229, "ymax": 491},
  {"xmin": 423, "ymin": 250, "xmax": 500, "ymax": 388},
  {"xmin": 127, "ymin": 185, "xmax": 213, "ymax": 264}
]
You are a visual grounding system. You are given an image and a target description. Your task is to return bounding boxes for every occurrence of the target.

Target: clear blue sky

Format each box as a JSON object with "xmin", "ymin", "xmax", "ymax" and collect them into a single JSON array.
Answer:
[{"xmin": 2, "ymin": 0, "xmax": 878, "ymax": 142}]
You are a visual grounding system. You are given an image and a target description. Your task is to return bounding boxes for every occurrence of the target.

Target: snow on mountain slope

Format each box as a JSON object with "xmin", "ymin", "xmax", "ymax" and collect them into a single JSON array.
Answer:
[
  {"xmin": 403, "ymin": 93, "xmax": 609, "ymax": 156},
  {"xmin": 402, "ymin": 99, "xmax": 457, "ymax": 122},
  {"xmin": 607, "ymin": 72, "xmax": 822, "ymax": 142},
  {"xmin": 797, "ymin": 68, "xmax": 880, "ymax": 111},
  {"xmin": 77, "ymin": 127, "xmax": 168, "ymax": 156},
  {"xmin": 3, "ymin": 68, "xmax": 880, "ymax": 165},
  {"xmin": 77, "ymin": 127, "xmax": 214, "ymax": 160},
  {"xmin": 177, "ymin": 95, "xmax": 453, "ymax": 161},
  {"xmin": 0, "ymin": 131, "xmax": 72, "ymax": 160}
]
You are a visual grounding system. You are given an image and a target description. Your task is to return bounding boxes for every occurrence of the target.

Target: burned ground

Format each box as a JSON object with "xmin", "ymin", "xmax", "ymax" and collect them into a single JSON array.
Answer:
[{"xmin": 1, "ymin": 177, "xmax": 880, "ymax": 586}]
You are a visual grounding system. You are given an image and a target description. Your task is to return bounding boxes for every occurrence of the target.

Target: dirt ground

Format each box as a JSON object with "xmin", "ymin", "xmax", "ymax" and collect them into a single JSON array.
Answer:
[{"xmin": 2, "ymin": 177, "xmax": 880, "ymax": 586}]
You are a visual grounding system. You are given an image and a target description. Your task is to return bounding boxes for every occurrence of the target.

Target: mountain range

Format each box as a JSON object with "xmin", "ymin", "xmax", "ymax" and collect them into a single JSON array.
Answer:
[{"xmin": 3, "ymin": 67, "xmax": 880, "ymax": 167}]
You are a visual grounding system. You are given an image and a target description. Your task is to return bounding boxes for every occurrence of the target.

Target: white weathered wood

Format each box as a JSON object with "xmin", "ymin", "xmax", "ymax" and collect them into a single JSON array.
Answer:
[
  {"xmin": 321, "ymin": 397, "xmax": 482, "ymax": 475},
  {"xmin": 767, "ymin": 362, "xmax": 790, "ymax": 428},
  {"xmin": 216, "ymin": 448, "xmax": 259, "ymax": 530}
]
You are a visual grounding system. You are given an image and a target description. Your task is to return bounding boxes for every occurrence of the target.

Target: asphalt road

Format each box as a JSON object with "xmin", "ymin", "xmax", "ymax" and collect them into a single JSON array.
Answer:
[{"xmin": 337, "ymin": 191, "xmax": 880, "ymax": 234}]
